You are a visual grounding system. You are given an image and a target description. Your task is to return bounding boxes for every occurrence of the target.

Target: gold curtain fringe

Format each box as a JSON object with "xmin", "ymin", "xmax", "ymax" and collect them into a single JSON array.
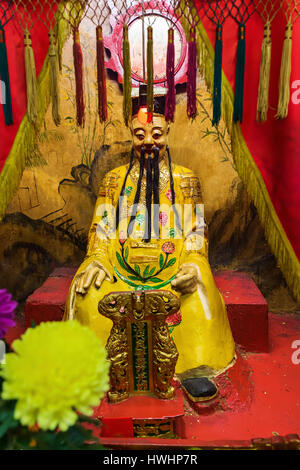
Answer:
[
  {"xmin": 257, "ymin": 22, "xmax": 272, "ymax": 122},
  {"xmin": 0, "ymin": 17, "xmax": 70, "ymax": 222},
  {"xmin": 183, "ymin": 12, "xmax": 300, "ymax": 303},
  {"xmin": 276, "ymin": 22, "xmax": 293, "ymax": 119},
  {"xmin": 24, "ymin": 31, "xmax": 38, "ymax": 125}
]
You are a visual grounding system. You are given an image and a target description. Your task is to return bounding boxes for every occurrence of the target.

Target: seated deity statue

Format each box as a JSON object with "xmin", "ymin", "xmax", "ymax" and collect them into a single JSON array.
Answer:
[{"xmin": 64, "ymin": 89, "xmax": 235, "ymax": 401}]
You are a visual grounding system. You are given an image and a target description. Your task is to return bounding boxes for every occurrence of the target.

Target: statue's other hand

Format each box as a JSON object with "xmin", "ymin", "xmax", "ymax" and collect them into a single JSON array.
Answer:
[
  {"xmin": 75, "ymin": 261, "xmax": 106, "ymax": 295},
  {"xmin": 171, "ymin": 264, "xmax": 199, "ymax": 295}
]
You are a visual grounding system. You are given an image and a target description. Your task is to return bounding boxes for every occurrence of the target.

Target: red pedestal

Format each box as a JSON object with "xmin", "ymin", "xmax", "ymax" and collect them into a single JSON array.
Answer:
[
  {"xmin": 24, "ymin": 267, "xmax": 268, "ymax": 352},
  {"xmin": 24, "ymin": 267, "xmax": 76, "ymax": 328},
  {"xmin": 214, "ymin": 271, "xmax": 269, "ymax": 352}
]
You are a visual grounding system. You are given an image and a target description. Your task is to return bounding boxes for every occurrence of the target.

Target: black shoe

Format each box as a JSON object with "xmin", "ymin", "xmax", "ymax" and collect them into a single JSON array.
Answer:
[{"xmin": 181, "ymin": 377, "xmax": 218, "ymax": 402}]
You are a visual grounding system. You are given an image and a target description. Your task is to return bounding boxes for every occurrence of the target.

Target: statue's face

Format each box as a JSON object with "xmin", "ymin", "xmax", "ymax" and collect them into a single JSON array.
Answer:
[{"xmin": 131, "ymin": 114, "xmax": 169, "ymax": 159}]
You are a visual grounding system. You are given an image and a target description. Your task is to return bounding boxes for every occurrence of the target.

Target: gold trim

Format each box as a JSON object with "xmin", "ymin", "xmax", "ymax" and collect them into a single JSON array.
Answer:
[
  {"xmin": 98, "ymin": 290, "xmax": 180, "ymax": 403},
  {"xmin": 133, "ymin": 419, "xmax": 175, "ymax": 439},
  {"xmin": 129, "ymin": 159, "xmax": 170, "ymax": 197},
  {"xmin": 129, "ymin": 255, "xmax": 158, "ymax": 263},
  {"xmin": 130, "ymin": 241, "xmax": 160, "ymax": 249}
]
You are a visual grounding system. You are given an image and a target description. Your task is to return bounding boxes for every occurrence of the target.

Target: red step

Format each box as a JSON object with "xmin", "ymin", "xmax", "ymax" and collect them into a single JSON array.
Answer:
[
  {"xmin": 25, "ymin": 268, "xmax": 268, "ymax": 352},
  {"xmin": 214, "ymin": 271, "xmax": 268, "ymax": 352},
  {"xmin": 24, "ymin": 267, "xmax": 76, "ymax": 328}
]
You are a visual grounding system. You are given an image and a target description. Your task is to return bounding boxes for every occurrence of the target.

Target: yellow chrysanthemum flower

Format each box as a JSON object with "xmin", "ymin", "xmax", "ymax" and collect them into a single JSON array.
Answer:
[{"xmin": 0, "ymin": 321, "xmax": 110, "ymax": 432}]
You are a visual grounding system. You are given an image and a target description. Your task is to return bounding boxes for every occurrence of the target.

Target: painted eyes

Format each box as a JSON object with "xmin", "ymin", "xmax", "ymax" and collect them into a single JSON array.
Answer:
[
  {"xmin": 135, "ymin": 133, "xmax": 162, "ymax": 141},
  {"xmin": 153, "ymin": 133, "xmax": 162, "ymax": 140}
]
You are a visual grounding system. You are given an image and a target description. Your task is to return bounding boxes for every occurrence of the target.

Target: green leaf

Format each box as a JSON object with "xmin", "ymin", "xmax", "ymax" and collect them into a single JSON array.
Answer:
[
  {"xmin": 0, "ymin": 400, "xmax": 19, "ymax": 438},
  {"xmin": 159, "ymin": 253, "xmax": 164, "ymax": 269},
  {"xmin": 128, "ymin": 275, "xmax": 140, "ymax": 281},
  {"xmin": 143, "ymin": 265, "xmax": 150, "ymax": 277},
  {"xmin": 124, "ymin": 246, "xmax": 129, "ymax": 261},
  {"xmin": 116, "ymin": 252, "xmax": 127, "ymax": 270},
  {"xmin": 66, "ymin": 426, "xmax": 86, "ymax": 448},
  {"xmin": 134, "ymin": 265, "xmax": 140, "ymax": 276},
  {"xmin": 149, "ymin": 267, "xmax": 156, "ymax": 276},
  {"xmin": 166, "ymin": 257, "xmax": 176, "ymax": 268},
  {"xmin": 148, "ymin": 277, "xmax": 163, "ymax": 283}
]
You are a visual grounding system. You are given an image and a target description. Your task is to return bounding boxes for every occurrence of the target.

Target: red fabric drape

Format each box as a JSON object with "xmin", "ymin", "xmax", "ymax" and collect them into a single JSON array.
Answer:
[{"xmin": 194, "ymin": 2, "xmax": 300, "ymax": 261}]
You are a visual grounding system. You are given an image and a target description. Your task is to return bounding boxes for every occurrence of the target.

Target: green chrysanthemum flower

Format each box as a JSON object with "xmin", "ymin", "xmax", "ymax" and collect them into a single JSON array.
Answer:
[{"xmin": 0, "ymin": 321, "xmax": 109, "ymax": 432}]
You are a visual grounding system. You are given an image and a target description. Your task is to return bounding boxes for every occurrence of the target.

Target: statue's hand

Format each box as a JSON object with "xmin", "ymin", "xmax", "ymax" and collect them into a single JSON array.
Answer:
[
  {"xmin": 74, "ymin": 261, "xmax": 106, "ymax": 295},
  {"xmin": 67, "ymin": 261, "xmax": 106, "ymax": 320},
  {"xmin": 171, "ymin": 264, "xmax": 199, "ymax": 295}
]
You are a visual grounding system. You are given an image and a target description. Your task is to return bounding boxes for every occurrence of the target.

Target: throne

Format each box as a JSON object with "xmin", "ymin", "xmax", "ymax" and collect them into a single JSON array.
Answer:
[
  {"xmin": 97, "ymin": 289, "xmax": 184, "ymax": 439},
  {"xmin": 98, "ymin": 290, "xmax": 180, "ymax": 403}
]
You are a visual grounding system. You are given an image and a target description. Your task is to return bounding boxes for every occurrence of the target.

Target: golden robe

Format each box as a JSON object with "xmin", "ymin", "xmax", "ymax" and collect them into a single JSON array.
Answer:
[{"xmin": 64, "ymin": 160, "xmax": 235, "ymax": 375}]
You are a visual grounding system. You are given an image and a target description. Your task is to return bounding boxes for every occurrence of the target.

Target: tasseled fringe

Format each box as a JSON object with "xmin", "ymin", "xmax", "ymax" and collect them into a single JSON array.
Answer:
[
  {"xmin": 187, "ymin": 27, "xmax": 197, "ymax": 119},
  {"xmin": 147, "ymin": 26, "xmax": 153, "ymax": 122},
  {"xmin": 197, "ymin": 32, "xmax": 233, "ymax": 135},
  {"xmin": 256, "ymin": 22, "xmax": 272, "ymax": 122},
  {"xmin": 165, "ymin": 28, "xmax": 175, "ymax": 122},
  {"xmin": 73, "ymin": 27, "xmax": 85, "ymax": 127},
  {"xmin": 122, "ymin": 24, "xmax": 132, "ymax": 127},
  {"xmin": 192, "ymin": 17, "xmax": 300, "ymax": 304},
  {"xmin": 0, "ymin": 16, "xmax": 70, "ymax": 225},
  {"xmin": 212, "ymin": 24, "xmax": 223, "ymax": 126},
  {"xmin": 96, "ymin": 25, "xmax": 107, "ymax": 123},
  {"xmin": 0, "ymin": 28, "xmax": 13, "ymax": 125},
  {"xmin": 48, "ymin": 30, "xmax": 61, "ymax": 126},
  {"xmin": 24, "ymin": 31, "xmax": 38, "ymax": 125},
  {"xmin": 276, "ymin": 22, "xmax": 292, "ymax": 119},
  {"xmin": 233, "ymin": 24, "xmax": 246, "ymax": 123}
]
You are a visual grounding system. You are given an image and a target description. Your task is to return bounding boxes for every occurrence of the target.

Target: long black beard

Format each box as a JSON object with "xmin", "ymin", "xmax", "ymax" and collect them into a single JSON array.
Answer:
[{"xmin": 115, "ymin": 146, "xmax": 179, "ymax": 242}]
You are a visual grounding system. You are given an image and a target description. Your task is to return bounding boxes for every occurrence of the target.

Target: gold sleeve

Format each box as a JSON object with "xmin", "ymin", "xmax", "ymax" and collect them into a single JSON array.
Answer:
[
  {"xmin": 84, "ymin": 171, "xmax": 121, "ymax": 279},
  {"xmin": 178, "ymin": 172, "xmax": 208, "ymax": 266}
]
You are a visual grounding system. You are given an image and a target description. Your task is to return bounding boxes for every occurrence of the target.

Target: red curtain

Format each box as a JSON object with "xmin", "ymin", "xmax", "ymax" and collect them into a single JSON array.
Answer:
[{"xmin": 195, "ymin": 3, "xmax": 300, "ymax": 261}]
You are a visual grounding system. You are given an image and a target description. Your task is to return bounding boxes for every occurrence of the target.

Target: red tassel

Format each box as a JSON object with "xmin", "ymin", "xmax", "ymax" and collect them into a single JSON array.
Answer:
[
  {"xmin": 73, "ymin": 27, "xmax": 85, "ymax": 127},
  {"xmin": 96, "ymin": 26, "xmax": 107, "ymax": 123},
  {"xmin": 187, "ymin": 28, "xmax": 197, "ymax": 119},
  {"xmin": 165, "ymin": 28, "xmax": 175, "ymax": 122}
]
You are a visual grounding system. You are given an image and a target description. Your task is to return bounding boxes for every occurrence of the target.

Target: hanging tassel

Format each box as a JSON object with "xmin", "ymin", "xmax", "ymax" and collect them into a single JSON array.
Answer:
[
  {"xmin": 187, "ymin": 27, "xmax": 197, "ymax": 119},
  {"xmin": 147, "ymin": 25, "xmax": 153, "ymax": 122},
  {"xmin": 0, "ymin": 28, "xmax": 13, "ymax": 125},
  {"xmin": 122, "ymin": 24, "xmax": 132, "ymax": 127},
  {"xmin": 24, "ymin": 31, "xmax": 38, "ymax": 125},
  {"xmin": 165, "ymin": 28, "xmax": 175, "ymax": 122},
  {"xmin": 212, "ymin": 25, "xmax": 223, "ymax": 126},
  {"xmin": 233, "ymin": 24, "xmax": 246, "ymax": 123},
  {"xmin": 256, "ymin": 22, "xmax": 272, "ymax": 122},
  {"xmin": 73, "ymin": 27, "xmax": 85, "ymax": 127},
  {"xmin": 48, "ymin": 30, "xmax": 61, "ymax": 126},
  {"xmin": 96, "ymin": 25, "xmax": 107, "ymax": 123},
  {"xmin": 276, "ymin": 22, "xmax": 292, "ymax": 119}
]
